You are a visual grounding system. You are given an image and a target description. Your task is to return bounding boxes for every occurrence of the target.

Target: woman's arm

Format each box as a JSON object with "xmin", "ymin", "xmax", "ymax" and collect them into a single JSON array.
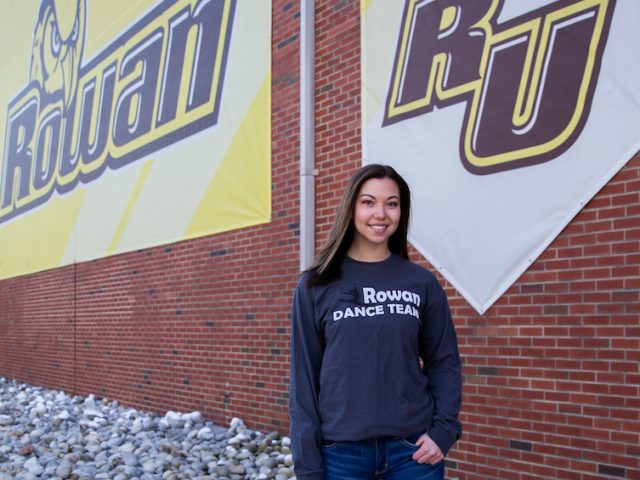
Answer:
[
  {"xmin": 289, "ymin": 278, "xmax": 325, "ymax": 480},
  {"xmin": 420, "ymin": 277, "xmax": 463, "ymax": 456}
]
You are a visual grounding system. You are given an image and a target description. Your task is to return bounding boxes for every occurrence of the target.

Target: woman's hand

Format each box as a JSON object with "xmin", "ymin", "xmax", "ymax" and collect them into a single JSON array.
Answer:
[{"xmin": 412, "ymin": 433, "xmax": 444, "ymax": 465}]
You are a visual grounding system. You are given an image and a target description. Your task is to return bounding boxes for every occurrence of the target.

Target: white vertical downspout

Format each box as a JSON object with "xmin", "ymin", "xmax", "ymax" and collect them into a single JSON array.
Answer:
[{"xmin": 300, "ymin": 0, "xmax": 317, "ymax": 271}]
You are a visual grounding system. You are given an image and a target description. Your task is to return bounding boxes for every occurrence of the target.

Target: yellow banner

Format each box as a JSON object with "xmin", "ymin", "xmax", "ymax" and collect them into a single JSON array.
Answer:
[{"xmin": 0, "ymin": 0, "xmax": 271, "ymax": 280}]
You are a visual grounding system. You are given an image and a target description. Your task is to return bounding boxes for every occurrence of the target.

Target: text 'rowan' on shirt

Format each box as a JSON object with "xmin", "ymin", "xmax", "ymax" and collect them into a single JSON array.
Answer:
[{"xmin": 362, "ymin": 287, "xmax": 421, "ymax": 307}]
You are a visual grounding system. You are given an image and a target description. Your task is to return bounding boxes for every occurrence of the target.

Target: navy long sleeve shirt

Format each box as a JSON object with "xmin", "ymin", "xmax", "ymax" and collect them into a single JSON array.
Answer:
[{"xmin": 289, "ymin": 254, "xmax": 462, "ymax": 480}]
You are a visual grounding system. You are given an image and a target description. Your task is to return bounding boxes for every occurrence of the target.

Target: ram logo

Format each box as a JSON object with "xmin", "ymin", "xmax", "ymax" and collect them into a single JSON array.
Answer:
[{"xmin": 30, "ymin": 0, "xmax": 86, "ymax": 110}]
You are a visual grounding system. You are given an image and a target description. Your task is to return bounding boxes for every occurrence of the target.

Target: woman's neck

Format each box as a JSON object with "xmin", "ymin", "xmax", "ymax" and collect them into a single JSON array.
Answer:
[{"xmin": 346, "ymin": 241, "xmax": 391, "ymax": 262}]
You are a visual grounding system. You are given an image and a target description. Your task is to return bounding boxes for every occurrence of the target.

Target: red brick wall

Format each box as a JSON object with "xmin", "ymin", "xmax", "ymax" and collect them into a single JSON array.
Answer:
[
  {"xmin": 448, "ymin": 155, "xmax": 640, "ymax": 480},
  {"xmin": 0, "ymin": 0, "xmax": 302, "ymax": 433},
  {"xmin": 0, "ymin": 1, "xmax": 638, "ymax": 479}
]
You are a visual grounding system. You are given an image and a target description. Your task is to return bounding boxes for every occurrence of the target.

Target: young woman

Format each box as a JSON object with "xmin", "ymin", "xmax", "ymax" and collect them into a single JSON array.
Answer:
[{"xmin": 289, "ymin": 164, "xmax": 462, "ymax": 480}]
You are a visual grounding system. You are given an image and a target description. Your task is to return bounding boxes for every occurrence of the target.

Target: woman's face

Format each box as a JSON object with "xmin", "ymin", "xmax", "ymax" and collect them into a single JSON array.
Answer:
[{"xmin": 351, "ymin": 177, "xmax": 401, "ymax": 250}]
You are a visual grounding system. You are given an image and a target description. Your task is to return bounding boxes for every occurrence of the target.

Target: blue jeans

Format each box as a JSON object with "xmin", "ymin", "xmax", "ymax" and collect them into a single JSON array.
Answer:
[{"xmin": 321, "ymin": 432, "xmax": 445, "ymax": 480}]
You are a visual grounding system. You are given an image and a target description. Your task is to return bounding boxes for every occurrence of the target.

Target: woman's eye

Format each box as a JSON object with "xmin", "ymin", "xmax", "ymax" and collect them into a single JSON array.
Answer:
[{"xmin": 387, "ymin": 202, "xmax": 399, "ymax": 208}]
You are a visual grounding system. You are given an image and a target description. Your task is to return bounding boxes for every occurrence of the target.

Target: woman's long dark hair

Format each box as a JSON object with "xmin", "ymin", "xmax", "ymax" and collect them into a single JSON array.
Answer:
[{"xmin": 306, "ymin": 164, "xmax": 411, "ymax": 286}]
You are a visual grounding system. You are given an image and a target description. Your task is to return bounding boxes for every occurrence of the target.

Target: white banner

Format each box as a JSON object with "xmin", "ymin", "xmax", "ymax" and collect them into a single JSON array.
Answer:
[{"xmin": 362, "ymin": 0, "xmax": 640, "ymax": 313}]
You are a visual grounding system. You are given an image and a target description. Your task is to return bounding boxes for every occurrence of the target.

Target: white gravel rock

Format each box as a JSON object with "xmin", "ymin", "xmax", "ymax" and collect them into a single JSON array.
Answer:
[
  {"xmin": 55, "ymin": 461, "xmax": 73, "ymax": 479},
  {"xmin": 23, "ymin": 456, "xmax": 44, "ymax": 476},
  {"xmin": 83, "ymin": 408, "xmax": 104, "ymax": 419},
  {"xmin": 0, "ymin": 376, "xmax": 296, "ymax": 480}
]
